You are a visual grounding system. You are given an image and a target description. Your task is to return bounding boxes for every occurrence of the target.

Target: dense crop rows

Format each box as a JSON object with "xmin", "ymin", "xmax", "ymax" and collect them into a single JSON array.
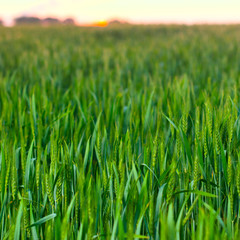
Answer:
[{"xmin": 1, "ymin": 25, "xmax": 240, "ymax": 239}]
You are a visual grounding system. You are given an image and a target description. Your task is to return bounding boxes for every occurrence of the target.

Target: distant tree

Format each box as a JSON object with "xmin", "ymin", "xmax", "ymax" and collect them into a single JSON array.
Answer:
[
  {"xmin": 108, "ymin": 19, "xmax": 128, "ymax": 25},
  {"xmin": 15, "ymin": 16, "xmax": 41, "ymax": 25},
  {"xmin": 43, "ymin": 18, "xmax": 61, "ymax": 25},
  {"xmin": 0, "ymin": 19, "xmax": 3, "ymax": 26},
  {"xmin": 14, "ymin": 16, "xmax": 75, "ymax": 26},
  {"xmin": 63, "ymin": 18, "xmax": 75, "ymax": 25}
]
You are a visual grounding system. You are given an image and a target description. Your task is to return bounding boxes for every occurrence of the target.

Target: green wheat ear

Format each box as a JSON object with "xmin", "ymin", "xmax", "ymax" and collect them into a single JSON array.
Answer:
[
  {"xmin": 114, "ymin": 167, "xmax": 119, "ymax": 197},
  {"xmin": 237, "ymin": 162, "xmax": 240, "ymax": 197},
  {"xmin": 118, "ymin": 164, "xmax": 125, "ymax": 204},
  {"xmin": 205, "ymin": 102, "xmax": 212, "ymax": 137},
  {"xmin": 203, "ymin": 126, "xmax": 208, "ymax": 159},
  {"xmin": 167, "ymin": 159, "xmax": 176, "ymax": 204},
  {"xmin": 167, "ymin": 100, "xmax": 174, "ymax": 136},
  {"xmin": 97, "ymin": 132, "xmax": 102, "ymax": 162},
  {"xmin": 20, "ymin": 127, "xmax": 26, "ymax": 177},
  {"xmin": 56, "ymin": 171, "xmax": 63, "ymax": 204},
  {"xmin": 193, "ymin": 154, "xmax": 200, "ymax": 190},
  {"xmin": 152, "ymin": 133, "xmax": 158, "ymax": 171},
  {"xmin": 50, "ymin": 131, "xmax": 58, "ymax": 175},
  {"xmin": 195, "ymin": 107, "xmax": 201, "ymax": 145},
  {"xmin": 214, "ymin": 118, "xmax": 220, "ymax": 155},
  {"xmin": 181, "ymin": 110, "xmax": 188, "ymax": 135},
  {"xmin": 227, "ymin": 114, "xmax": 234, "ymax": 150},
  {"xmin": 176, "ymin": 129, "xmax": 181, "ymax": 159},
  {"xmin": 227, "ymin": 155, "xmax": 232, "ymax": 186},
  {"xmin": 213, "ymin": 148, "xmax": 218, "ymax": 184},
  {"xmin": 160, "ymin": 136, "xmax": 165, "ymax": 175},
  {"xmin": 4, "ymin": 142, "xmax": 10, "ymax": 195},
  {"xmin": 182, "ymin": 195, "xmax": 199, "ymax": 226},
  {"xmin": 11, "ymin": 144, "xmax": 17, "ymax": 200},
  {"xmin": 45, "ymin": 173, "xmax": 55, "ymax": 211},
  {"xmin": 30, "ymin": 97, "xmax": 36, "ymax": 141}
]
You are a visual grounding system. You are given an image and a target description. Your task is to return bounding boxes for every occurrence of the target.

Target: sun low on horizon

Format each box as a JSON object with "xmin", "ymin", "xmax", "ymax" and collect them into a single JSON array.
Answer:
[{"xmin": 89, "ymin": 19, "xmax": 108, "ymax": 27}]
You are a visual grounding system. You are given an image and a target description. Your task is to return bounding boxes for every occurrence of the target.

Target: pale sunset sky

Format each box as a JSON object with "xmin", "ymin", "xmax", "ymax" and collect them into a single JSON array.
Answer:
[{"xmin": 1, "ymin": 0, "xmax": 240, "ymax": 25}]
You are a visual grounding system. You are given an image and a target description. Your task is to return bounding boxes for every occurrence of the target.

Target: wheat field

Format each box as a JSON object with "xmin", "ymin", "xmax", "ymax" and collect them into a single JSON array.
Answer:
[{"xmin": 1, "ymin": 25, "xmax": 240, "ymax": 239}]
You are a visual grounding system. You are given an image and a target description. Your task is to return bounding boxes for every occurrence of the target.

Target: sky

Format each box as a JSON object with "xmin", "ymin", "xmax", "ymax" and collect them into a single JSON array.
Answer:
[{"xmin": 1, "ymin": 0, "xmax": 240, "ymax": 25}]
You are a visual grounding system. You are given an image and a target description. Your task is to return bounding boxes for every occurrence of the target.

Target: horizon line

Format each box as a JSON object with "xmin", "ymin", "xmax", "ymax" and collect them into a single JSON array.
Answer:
[{"xmin": 2, "ymin": 16, "xmax": 240, "ymax": 27}]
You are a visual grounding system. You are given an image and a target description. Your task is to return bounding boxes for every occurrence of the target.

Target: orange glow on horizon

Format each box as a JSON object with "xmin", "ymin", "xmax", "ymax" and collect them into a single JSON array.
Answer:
[
  {"xmin": 81, "ymin": 20, "xmax": 108, "ymax": 27},
  {"xmin": 91, "ymin": 20, "xmax": 108, "ymax": 27}
]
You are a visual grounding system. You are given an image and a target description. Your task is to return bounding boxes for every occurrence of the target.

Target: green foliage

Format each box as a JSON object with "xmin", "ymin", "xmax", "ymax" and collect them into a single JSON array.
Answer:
[{"xmin": 0, "ymin": 24, "xmax": 240, "ymax": 239}]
